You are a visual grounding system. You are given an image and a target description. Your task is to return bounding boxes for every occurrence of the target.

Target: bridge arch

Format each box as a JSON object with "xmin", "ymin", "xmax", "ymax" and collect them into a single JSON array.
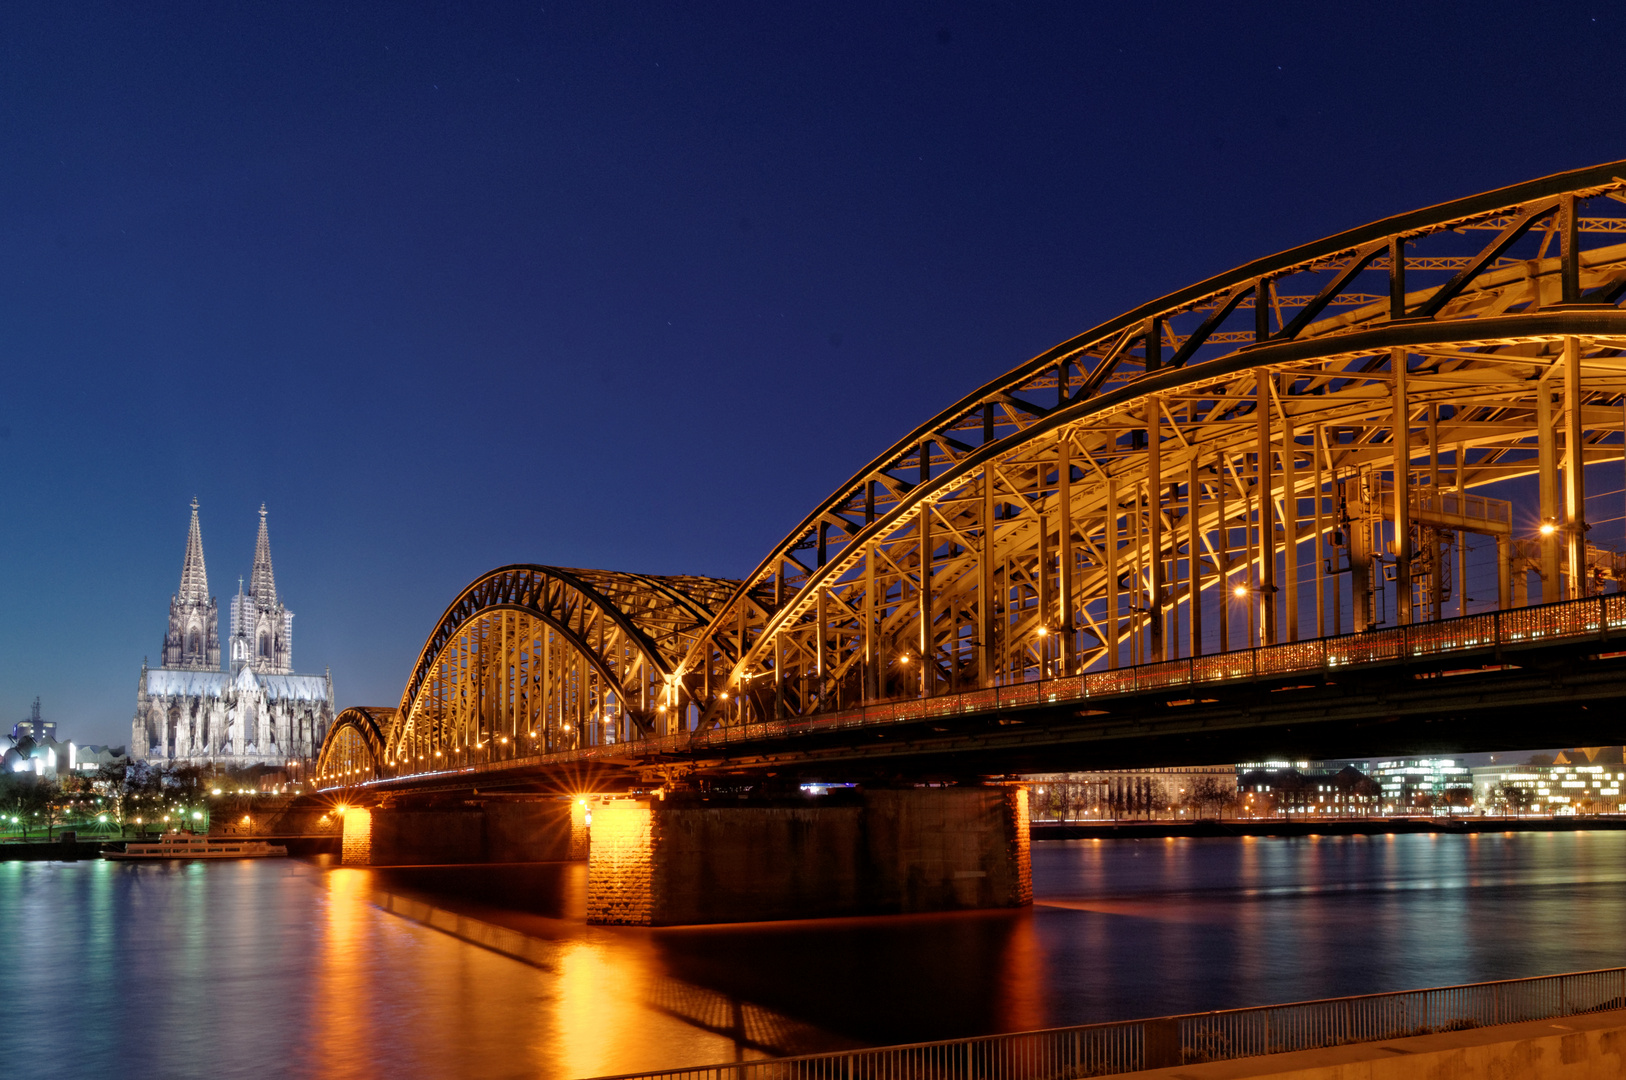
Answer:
[
  {"xmin": 315, "ymin": 565, "xmax": 734, "ymax": 784},
  {"xmin": 314, "ymin": 706, "xmax": 396, "ymax": 785},
  {"xmin": 677, "ymin": 160, "xmax": 1626, "ymax": 727},
  {"xmin": 316, "ymin": 160, "xmax": 1626, "ymax": 784}
]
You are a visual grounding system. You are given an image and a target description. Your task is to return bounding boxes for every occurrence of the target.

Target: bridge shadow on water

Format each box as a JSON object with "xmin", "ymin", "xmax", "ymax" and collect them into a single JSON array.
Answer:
[
  {"xmin": 332, "ymin": 830, "xmax": 1626, "ymax": 1064},
  {"xmin": 343, "ymin": 859, "xmax": 1049, "ymax": 1055}
]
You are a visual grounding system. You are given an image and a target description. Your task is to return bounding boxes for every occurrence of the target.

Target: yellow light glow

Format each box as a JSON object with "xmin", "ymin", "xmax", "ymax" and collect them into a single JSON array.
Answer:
[
  {"xmin": 1540, "ymin": 521, "xmax": 1557, "ymax": 535},
  {"xmin": 1036, "ymin": 626, "xmax": 1048, "ymax": 637},
  {"xmin": 1233, "ymin": 584, "xmax": 1249, "ymax": 598}
]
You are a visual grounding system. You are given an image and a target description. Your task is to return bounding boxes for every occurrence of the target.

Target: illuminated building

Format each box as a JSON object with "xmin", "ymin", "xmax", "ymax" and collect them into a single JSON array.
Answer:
[
  {"xmin": 1367, "ymin": 758, "xmax": 1472, "ymax": 812},
  {"xmin": 1235, "ymin": 761, "xmax": 1381, "ymax": 816},
  {"xmin": 1027, "ymin": 765, "xmax": 1237, "ymax": 819},
  {"xmin": 1471, "ymin": 747, "xmax": 1626, "ymax": 814},
  {"xmin": 132, "ymin": 501, "xmax": 334, "ymax": 765}
]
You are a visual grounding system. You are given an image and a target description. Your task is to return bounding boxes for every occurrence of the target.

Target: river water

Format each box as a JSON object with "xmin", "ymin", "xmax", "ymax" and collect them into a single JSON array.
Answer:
[{"xmin": 5, "ymin": 832, "xmax": 1626, "ymax": 1080}]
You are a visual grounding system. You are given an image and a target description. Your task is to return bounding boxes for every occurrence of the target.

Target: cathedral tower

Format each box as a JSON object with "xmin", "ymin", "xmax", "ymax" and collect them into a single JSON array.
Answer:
[
  {"xmin": 231, "ymin": 504, "xmax": 294, "ymax": 675},
  {"xmin": 162, "ymin": 498, "xmax": 220, "ymax": 670}
]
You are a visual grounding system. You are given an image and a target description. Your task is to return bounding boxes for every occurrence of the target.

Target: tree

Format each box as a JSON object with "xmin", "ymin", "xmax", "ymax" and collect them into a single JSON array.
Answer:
[
  {"xmin": 1498, "ymin": 782, "xmax": 1535, "ymax": 816},
  {"xmin": 1187, "ymin": 777, "xmax": 1234, "ymax": 820},
  {"xmin": 0, "ymin": 775, "xmax": 55, "ymax": 841}
]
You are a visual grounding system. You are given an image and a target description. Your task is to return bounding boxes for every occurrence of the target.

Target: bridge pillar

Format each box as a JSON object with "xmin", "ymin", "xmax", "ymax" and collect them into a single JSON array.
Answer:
[
  {"xmin": 339, "ymin": 798, "xmax": 588, "ymax": 866},
  {"xmin": 587, "ymin": 785, "xmax": 1030, "ymax": 926}
]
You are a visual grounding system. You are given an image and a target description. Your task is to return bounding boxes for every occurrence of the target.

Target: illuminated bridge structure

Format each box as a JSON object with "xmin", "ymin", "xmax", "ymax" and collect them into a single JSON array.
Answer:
[{"xmin": 318, "ymin": 160, "xmax": 1626, "ymax": 799}]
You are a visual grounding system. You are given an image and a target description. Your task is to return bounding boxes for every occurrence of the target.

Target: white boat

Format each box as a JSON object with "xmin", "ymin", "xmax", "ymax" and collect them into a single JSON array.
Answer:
[{"xmin": 102, "ymin": 836, "xmax": 288, "ymax": 860}]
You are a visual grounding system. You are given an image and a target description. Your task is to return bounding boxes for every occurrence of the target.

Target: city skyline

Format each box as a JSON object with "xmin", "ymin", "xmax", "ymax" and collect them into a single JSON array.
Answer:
[{"xmin": 6, "ymin": 2, "xmax": 1626, "ymax": 746}]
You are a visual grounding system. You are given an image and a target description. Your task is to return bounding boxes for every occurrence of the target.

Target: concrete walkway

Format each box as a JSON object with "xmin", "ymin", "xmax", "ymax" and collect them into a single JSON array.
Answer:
[{"xmin": 1137, "ymin": 1008, "xmax": 1626, "ymax": 1079}]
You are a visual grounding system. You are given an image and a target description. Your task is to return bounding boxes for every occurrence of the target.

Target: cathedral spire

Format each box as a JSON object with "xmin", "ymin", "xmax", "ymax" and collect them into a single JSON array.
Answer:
[
  {"xmin": 178, "ymin": 497, "xmax": 209, "ymax": 603},
  {"xmin": 249, "ymin": 503, "xmax": 277, "ymax": 604}
]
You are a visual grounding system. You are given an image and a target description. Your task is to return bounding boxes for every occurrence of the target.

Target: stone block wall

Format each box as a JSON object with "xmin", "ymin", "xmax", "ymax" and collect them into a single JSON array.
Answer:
[
  {"xmin": 338, "ymin": 799, "xmax": 583, "ymax": 866},
  {"xmin": 586, "ymin": 800, "xmax": 653, "ymax": 924},
  {"xmin": 341, "ymin": 807, "xmax": 372, "ymax": 865},
  {"xmin": 209, "ymin": 794, "xmax": 343, "ymax": 839},
  {"xmin": 586, "ymin": 786, "xmax": 1032, "ymax": 926}
]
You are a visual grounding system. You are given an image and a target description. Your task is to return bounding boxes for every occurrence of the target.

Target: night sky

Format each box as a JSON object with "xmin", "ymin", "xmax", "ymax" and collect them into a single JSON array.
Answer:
[{"xmin": 5, "ymin": 2, "xmax": 1625, "ymax": 747}]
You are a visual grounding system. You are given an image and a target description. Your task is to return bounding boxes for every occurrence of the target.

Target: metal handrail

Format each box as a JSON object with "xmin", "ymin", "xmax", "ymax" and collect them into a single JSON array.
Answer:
[
  {"xmin": 584, "ymin": 966, "xmax": 1626, "ymax": 1080},
  {"xmin": 680, "ymin": 591, "xmax": 1626, "ymax": 752}
]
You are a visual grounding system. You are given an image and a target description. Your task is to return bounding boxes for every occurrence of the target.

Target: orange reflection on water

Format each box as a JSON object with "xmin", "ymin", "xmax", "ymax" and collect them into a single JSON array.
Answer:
[
  {"xmin": 309, "ymin": 869, "xmax": 377, "ymax": 1077},
  {"xmin": 300, "ymin": 864, "xmax": 761, "ymax": 1079},
  {"xmin": 994, "ymin": 910, "xmax": 1047, "ymax": 1033}
]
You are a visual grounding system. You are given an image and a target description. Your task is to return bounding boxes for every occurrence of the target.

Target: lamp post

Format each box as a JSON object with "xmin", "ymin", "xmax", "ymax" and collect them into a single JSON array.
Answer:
[{"xmin": 1231, "ymin": 581, "xmax": 1278, "ymax": 648}]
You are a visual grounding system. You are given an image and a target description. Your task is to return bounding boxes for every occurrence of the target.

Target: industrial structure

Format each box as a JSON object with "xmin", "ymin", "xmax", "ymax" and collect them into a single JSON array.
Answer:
[{"xmin": 315, "ymin": 161, "xmax": 1626, "ymax": 922}]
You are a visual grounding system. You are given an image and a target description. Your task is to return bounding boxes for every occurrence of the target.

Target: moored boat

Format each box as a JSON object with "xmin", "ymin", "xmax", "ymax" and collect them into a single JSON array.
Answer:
[{"xmin": 102, "ymin": 836, "xmax": 288, "ymax": 860}]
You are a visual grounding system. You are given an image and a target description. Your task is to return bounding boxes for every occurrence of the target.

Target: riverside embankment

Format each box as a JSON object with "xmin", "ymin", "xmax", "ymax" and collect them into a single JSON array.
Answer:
[{"xmin": 1032, "ymin": 816, "xmax": 1626, "ymax": 839}]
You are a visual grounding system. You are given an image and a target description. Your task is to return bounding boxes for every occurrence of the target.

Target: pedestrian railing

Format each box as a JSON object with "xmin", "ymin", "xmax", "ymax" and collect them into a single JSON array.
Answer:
[
  {"xmin": 339, "ymin": 591, "xmax": 1626, "ymax": 788},
  {"xmin": 583, "ymin": 966, "xmax": 1626, "ymax": 1080}
]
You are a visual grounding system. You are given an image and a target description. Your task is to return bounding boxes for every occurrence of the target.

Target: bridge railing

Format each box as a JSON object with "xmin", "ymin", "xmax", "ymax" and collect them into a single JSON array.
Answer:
[
  {"xmin": 584, "ymin": 966, "xmax": 1626, "ymax": 1080},
  {"xmin": 717, "ymin": 590, "xmax": 1626, "ymax": 745},
  {"xmin": 329, "ymin": 592, "xmax": 1626, "ymax": 788}
]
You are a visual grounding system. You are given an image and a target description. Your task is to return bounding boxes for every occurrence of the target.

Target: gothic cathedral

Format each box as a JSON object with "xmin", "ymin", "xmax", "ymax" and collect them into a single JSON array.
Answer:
[{"xmin": 133, "ymin": 500, "xmax": 335, "ymax": 765}]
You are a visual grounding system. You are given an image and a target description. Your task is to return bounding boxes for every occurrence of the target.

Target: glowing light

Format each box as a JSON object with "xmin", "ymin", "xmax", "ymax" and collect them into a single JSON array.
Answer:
[
  {"xmin": 719, "ymin": 692, "xmax": 729, "ymax": 700},
  {"xmin": 97, "ymin": 815, "xmax": 107, "ymax": 823},
  {"xmin": 211, "ymin": 788, "xmax": 222, "ymax": 795},
  {"xmin": 1233, "ymin": 584, "xmax": 1249, "ymax": 598},
  {"xmin": 898, "ymin": 654, "xmax": 910, "ymax": 664},
  {"xmin": 1540, "ymin": 521, "xmax": 1557, "ymax": 536},
  {"xmin": 1035, "ymin": 626, "xmax": 1049, "ymax": 637}
]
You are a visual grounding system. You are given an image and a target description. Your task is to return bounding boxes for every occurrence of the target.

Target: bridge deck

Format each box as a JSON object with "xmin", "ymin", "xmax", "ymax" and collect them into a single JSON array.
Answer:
[{"xmin": 324, "ymin": 592, "xmax": 1626, "ymax": 793}]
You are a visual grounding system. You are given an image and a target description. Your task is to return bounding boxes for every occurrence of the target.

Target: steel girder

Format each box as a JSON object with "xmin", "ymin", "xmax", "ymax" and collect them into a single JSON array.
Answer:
[
  {"xmin": 313, "ymin": 565, "xmax": 732, "ymax": 784},
  {"xmin": 315, "ymin": 160, "xmax": 1626, "ymax": 787},
  {"xmin": 315, "ymin": 706, "xmax": 396, "ymax": 784},
  {"xmin": 675, "ymin": 160, "xmax": 1626, "ymax": 730}
]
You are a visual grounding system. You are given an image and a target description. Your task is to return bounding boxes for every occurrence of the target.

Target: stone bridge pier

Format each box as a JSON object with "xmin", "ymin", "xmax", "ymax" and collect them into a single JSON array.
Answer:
[
  {"xmin": 586, "ymin": 785, "xmax": 1031, "ymax": 926},
  {"xmin": 339, "ymin": 796, "xmax": 588, "ymax": 866},
  {"xmin": 337, "ymin": 785, "xmax": 1030, "ymax": 926}
]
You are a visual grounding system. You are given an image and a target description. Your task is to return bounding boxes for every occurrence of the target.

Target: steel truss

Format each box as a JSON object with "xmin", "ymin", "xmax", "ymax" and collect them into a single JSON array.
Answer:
[
  {"xmin": 679, "ymin": 160, "xmax": 1626, "ymax": 730},
  {"xmin": 314, "ymin": 566, "xmax": 732, "ymax": 784},
  {"xmin": 317, "ymin": 159, "xmax": 1626, "ymax": 785}
]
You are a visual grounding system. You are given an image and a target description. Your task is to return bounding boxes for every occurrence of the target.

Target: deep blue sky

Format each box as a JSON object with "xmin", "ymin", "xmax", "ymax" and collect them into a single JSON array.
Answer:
[{"xmin": 4, "ymin": 2, "xmax": 1624, "ymax": 746}]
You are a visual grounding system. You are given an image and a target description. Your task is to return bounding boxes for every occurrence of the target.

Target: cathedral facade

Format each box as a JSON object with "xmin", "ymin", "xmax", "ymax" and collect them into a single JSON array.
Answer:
[{"xmin": 133, "ymin": 501, "xmax": 334, "ymax": 766}]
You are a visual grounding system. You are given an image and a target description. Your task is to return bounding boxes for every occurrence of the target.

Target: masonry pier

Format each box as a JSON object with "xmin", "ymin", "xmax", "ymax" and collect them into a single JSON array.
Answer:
[
  {"xmin": 587, "ymin": 785, "xmax": 1031, "ymax": 926},
  {"xmin": 340, "ymin": 796, "xmax": 588, "ymax": 866}
]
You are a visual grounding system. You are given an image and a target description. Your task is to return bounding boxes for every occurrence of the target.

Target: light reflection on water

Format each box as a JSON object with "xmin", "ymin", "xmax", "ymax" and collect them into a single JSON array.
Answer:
[{"xmin": 3, "ymin": 832, "xmax": 1626, "ymax": 1079}]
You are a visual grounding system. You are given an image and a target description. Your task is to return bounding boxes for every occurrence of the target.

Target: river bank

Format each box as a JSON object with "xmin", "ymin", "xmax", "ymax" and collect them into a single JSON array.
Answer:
[
  {"xmin": 0, "ymin": 835, "xmax": 341, "ymax": 860},
  {"xmin": 1031, "ymin": 816, "xmax": 1626, "ymax": 839}
]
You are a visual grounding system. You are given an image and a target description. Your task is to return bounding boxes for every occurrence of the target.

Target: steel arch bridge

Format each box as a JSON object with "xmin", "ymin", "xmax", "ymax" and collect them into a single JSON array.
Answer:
[
  {"xmin": 317, "ymin": 159, "xmax": 1626, "ymax": 789},
  {"xmin": 316, "ymin": 566, "xmax": 735, "ymax": 784}
]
